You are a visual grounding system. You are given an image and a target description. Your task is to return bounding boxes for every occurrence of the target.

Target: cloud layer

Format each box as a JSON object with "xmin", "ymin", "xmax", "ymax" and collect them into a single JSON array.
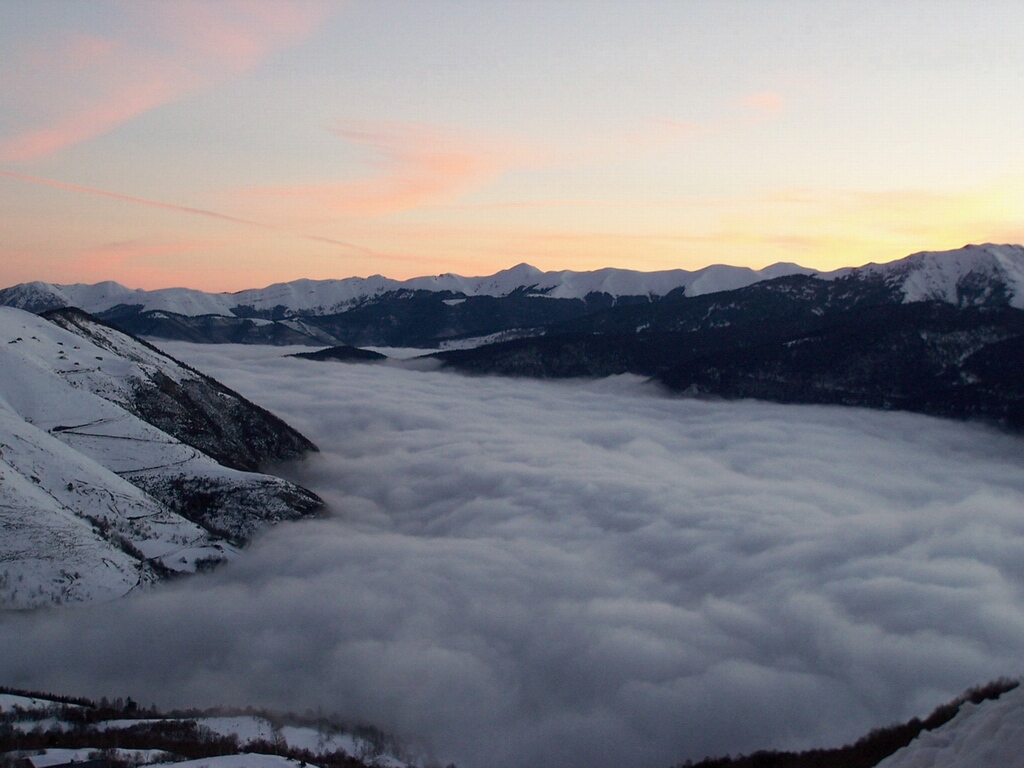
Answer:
[{"xmin": 2, "ymin": 345, "xmax": 1024, "ymax": 768}]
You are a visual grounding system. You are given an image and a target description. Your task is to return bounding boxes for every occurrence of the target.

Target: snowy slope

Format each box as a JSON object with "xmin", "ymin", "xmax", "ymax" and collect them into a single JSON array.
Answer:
[
  {"xmin": 0, "ymin": 307, "xmax": 320, "ymax": 608},
  {"xmin": 0, "ymin": 415, "xmax": 146, "ymax": 609},
  {"xmin": 877, "ymin": 684, "xmax": 1024, "ymax": 767},
  {"xmin": 0, "ymin": 390, "xmax": 228, "ymax": 564},
  {"xmin": 0, "ymin": 694, "xmax": 78, "ymax": 712},
  {"xmin": 42, "ymin": 308, "xmax": 319, "ymax": 471},
  {"xmin": 24, "ymin": 749, "xmax": 175, "ymax": 767},
  {"xmin": 0, "ymin": 321, "xmax": 235, "ymax": 607},
  {"xmin": 0, "ymin": 308, "xmax": 318, "ymax": 532},
  {"xmin": 89, "ymin": 716, "xmax": 401, "ymax": 766}
]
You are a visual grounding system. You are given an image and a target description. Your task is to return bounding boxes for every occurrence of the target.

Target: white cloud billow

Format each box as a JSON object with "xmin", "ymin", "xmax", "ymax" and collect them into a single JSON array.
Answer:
[{"xmin": 2, "ymin": 343, "xmax": 1023, "ymax": 768}]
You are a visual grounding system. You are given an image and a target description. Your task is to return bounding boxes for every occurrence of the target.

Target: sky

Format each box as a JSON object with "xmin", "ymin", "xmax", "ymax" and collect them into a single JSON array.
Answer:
[
  {"xmin": 3, "ymin": 344, "xmax": 1024, "ymax": 768},
  {"xmin": 2, "ymin": 1, "xmax": 1024, "ymax": 291}
]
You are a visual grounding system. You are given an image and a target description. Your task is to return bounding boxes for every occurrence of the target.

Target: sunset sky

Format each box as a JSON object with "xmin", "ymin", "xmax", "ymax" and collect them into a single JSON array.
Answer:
[{"xmin": 2, "ymin": 1, "xmax": 1024, "ymax": 291}]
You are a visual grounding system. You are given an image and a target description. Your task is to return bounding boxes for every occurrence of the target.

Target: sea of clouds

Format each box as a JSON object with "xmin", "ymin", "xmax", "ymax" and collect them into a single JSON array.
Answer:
[{"xmin": 3, "ymin": 343, "xmax": 1024, "ymax": 768}]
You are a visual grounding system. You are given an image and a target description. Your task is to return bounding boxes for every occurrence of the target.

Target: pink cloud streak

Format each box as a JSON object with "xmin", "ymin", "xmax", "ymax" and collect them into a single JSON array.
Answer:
[
  {"xmin": 0, "ymin": 79, "xmax": 179, "ymax": 164},
  {"xmin": 242, "ymin": 122, "xmax": 514, "ymax": 217},
  {"xmin": 0, "ymin": 2, "xmax": 332, "ymax": 163}
]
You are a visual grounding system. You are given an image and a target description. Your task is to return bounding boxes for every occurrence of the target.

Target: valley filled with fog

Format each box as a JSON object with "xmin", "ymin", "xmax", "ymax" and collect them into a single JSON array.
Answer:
[{"xmin": 3, "ymin": 343, "xmax": 1024, "ymax": 768}]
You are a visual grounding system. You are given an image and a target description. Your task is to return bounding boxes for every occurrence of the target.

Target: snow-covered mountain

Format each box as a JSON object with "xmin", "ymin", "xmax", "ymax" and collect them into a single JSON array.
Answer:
[
  {"xmin": 0, "ymin": 262, "xmax": 815, "ymax": 318},
  {"xmin": 0, "ymin": 307, "xmax": 322, "ymax": 609},
  {"xmin": 2, "ymin": 245, "xmax": 1022, "ymax": 322},
  {"xmin": 2, "ymin": 244, "xmax": 1021, "ymax": 350},
  {"xmin": 832, "ymin": 243, "xmax": 1024, "ymax": 309}
]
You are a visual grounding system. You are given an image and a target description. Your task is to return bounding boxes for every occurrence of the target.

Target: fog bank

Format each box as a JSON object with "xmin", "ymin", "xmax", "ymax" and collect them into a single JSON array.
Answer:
[{"xmin": 2, "ymin": 343, "xmax": 1024, "ymax": 768}]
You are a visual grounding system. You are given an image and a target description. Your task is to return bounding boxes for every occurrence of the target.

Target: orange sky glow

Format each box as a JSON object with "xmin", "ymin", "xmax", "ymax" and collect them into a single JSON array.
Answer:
[{"xmin": 2, "ymin": 1, "xmax": 1023, "ymax": 292}]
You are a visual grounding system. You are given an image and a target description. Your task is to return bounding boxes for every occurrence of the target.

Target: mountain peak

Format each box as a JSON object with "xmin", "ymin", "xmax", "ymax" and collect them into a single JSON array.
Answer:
[
  {"xmin": 835, "ymin": 243, "xmax": 1024, "ymax": 308},
  {"xmin": 502, "ymin": 262, "xmax": 544, "ymax": 276}
]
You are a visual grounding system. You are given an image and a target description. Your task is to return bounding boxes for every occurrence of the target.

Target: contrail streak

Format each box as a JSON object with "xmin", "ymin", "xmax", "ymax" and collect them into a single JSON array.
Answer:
[
  {"xmin": 0, "ymin": 169, "xmax": 274, "ymax": 228},
  {"xmin": 0, "ymin": 168, "xmax": 381, "ymax": 257}
]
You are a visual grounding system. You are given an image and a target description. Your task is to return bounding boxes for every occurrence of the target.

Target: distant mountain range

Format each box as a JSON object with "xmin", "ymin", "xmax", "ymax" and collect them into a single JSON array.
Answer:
[
  {"xmin": 1, "ymin": 244, "xmax": 1022, "ymax": 348},
  {"xmin": 0, "ymin": 261, "xmax": 813, "ymax": 347},
  {"xmin": 2, "ymin": 244, "xmax": 1023, "ymax": 437},
  {"xmin": 0, "ymin": 306, "xmax": 322, "ymax": 609},
  {"xmin": 0, "ymin": 261, "xmax": 814, "ymax": 317}
]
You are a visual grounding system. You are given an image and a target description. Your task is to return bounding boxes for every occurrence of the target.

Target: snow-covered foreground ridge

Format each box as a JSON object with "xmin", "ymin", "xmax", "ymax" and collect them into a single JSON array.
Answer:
[
  {"xmin": 0, "ymin": 307, "xmax": 321, "ymax": 609},
  {"xmin": 4, "ymin": 244, "xmax": 1022, "ymax": 318},
  {"xmin": 0, "ymin": 691, "xmax": 413, "ymax": 768},
  {"xmin": 2, "ymin": 681, "xmax": 1020, "ymax": 768}
]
